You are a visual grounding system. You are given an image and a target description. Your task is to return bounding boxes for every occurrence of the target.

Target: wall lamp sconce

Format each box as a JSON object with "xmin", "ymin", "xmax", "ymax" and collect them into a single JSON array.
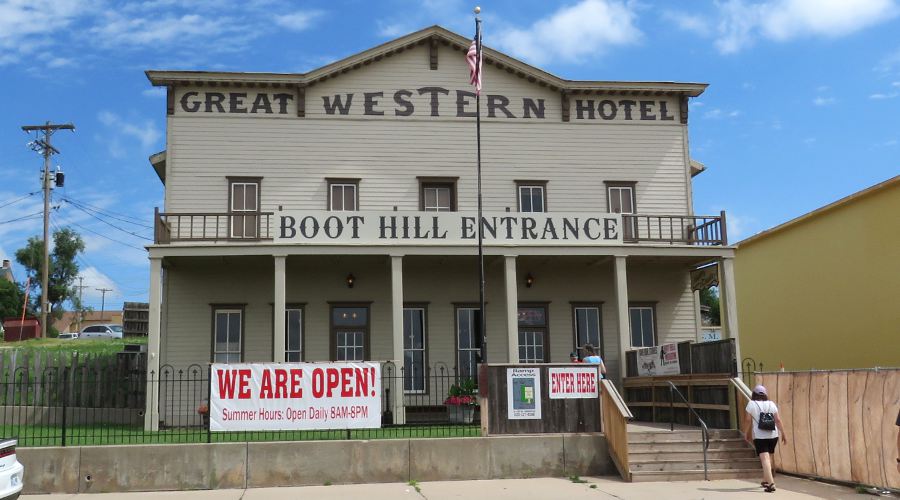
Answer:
[
  {"xmin": 525, "ymin": 273, "xmax": 534, "ymax": 288},
  {"xmin": 346, "ymin": 273, "xmax": 356, "ymax": 288}
]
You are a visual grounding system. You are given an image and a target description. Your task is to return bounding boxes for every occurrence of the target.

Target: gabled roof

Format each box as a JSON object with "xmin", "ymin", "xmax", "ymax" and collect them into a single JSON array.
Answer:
[
  {"xmin": 146, "ymin": 25, "xmax": 707, "ymax": 97},
  {"xmin": 735, "ymin": 175, "xmax": 900, "ymax": 248}
]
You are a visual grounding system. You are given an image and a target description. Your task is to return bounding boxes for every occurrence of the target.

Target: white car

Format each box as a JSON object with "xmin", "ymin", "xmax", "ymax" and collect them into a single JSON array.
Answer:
[
  {"xmin": 80, "ymin": 324, "xmax": 124, "ymax": 339},
  {"xmin": 0, "ymin": 439, "xmax": 24, "ymax": 500},
  {"xmin": 58, "ymin": 332, "xmax": 79, "ymax": 340}
]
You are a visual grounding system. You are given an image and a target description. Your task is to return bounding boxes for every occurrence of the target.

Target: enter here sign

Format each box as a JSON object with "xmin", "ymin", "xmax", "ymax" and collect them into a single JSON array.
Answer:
[{"xmin": 548, "ymin": 367, "xmax": 600, "ymax": 399}]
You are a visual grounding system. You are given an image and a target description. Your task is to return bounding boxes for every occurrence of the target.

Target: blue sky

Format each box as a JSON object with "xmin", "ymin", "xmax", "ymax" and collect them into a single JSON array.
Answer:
[{"xmin": 1, "ymin": 0, "xmax": 898, "ymax": 309}]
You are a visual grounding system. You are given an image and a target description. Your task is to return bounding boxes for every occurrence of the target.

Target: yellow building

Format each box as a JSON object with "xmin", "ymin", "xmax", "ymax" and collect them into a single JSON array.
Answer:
[{"xmin": 735, "ymin": 176, "xmax": 900, "ymax": 371}]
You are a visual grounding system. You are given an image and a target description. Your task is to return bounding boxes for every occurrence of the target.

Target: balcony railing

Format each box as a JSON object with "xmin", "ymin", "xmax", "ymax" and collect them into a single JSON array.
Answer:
[
  {"xmin": 154, "ymin": 208, "xmax": 274, "ymax": 244},
  {"xmin": 153, "ymin": 208, "xmax": 727, "ymax": 246}
]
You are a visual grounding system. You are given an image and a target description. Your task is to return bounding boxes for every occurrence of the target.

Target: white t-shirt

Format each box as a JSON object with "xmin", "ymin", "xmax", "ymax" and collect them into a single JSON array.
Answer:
[{"xmin": 746, "ymin": 400, "xmax": 779, "ymax": 440}]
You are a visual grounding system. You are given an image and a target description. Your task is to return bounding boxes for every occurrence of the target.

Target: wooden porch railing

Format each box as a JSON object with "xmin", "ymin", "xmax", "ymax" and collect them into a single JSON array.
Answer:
[
  {"xmin": 154, "ymin": 208, "xmax": 274, "ymax": 243},
  {"xmin": 623, "ymin": 211, "xmax": 727, "ymax": 246},
  {"xmin": 601, "ymin": 379, "xmax": 634, "ymax": 481}
]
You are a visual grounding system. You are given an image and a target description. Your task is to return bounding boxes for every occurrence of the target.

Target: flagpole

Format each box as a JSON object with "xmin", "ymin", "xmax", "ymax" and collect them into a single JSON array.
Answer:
[{"xmin": 474, "ymin": 7, "xmax": 487, "ymax": 366}]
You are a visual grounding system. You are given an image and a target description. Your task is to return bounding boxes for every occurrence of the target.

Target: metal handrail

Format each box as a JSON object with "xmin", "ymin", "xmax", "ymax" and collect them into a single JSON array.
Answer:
[{"xmin": 666, "ymin": 381, "xmax": 710, "ymax": 481}]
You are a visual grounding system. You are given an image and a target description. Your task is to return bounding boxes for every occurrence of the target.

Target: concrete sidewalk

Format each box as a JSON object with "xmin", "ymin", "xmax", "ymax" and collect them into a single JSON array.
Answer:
[{"xmin": 23, "ymin": 475, "xmax": 865, "ymax": 499}]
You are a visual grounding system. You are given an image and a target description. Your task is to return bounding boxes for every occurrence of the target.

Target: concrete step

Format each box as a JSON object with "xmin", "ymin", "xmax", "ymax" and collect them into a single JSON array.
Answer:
[
  {"xmin": 630, "ymin": 448, "xmax": 758, "ymax": 462},
  {"xmin": 630, "ymin": 458, "xmax": 762, "ymax": 472},
  {"xmin": 628, "ymin": 439, "xmax": 750, "ymax": 453},
  {"xmin": 627, "ymin": 429, "xmax": 742, "ymax": 443},
  {"xmin": 630, "ymin": 468, "xmax": 762, "ymax": 482}
]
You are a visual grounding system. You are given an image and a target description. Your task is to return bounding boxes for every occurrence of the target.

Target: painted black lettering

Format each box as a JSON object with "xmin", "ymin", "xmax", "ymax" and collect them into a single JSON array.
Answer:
[
  {"xmin": 659, "ymin": 101, "xmax": 675, "ymax": 121},
  {"xmin": 205, "ymin": 92, "xmax": 226, "ymax": 113},
  {"xmin": 618, "ymin": 100, "xmax": 636, "ymax": 120},
  {"xmin": 482, "ymin": 217, "xmax": 498, "ymax": 239},
  {"xmin": 522, "ymin": 98, "xmax": 545, "ymax": 119},
  {"xmin": 250, "ymin": 93, "xmax": 273, "ymax": 114},
  {"xmin": 401, "ymin": 216, "xmax": 410, "ymax": 239},
  {"xmin": 603, "ymin": 218, "xmax": 619, "ymax": 240},
  {"xmin": 598, "ymin": 100, "xmax": 617, "ymax": 120},
  {"xmin": 541, "ymin": 218, "xmax": 559, "ymax": 239},
  {"xmin": 521, "ymin": 217, "xmax": 538, "ymax": 239},
  {"xmin": 487, "ymin": 95, "xmax": 514, "ymax": 118},
  {"xmin": 584, "ymin": 218, "xmax": 602, "ymax": 240},
  {"xmin": 431, "ymin": 216, "xmax": 447, "ymax": 239},
  {"xmin": 413, "ymin": 217, "xmax": 431, "ymax": 239},
  {"xmin": 180, "ymin": 91, "xmax": 200, "ymax": 112},
  {"xmin": 228, "ymin": 93, "xmax": 247, "ymax": 113},
  {"xmin": 299, "ymin": 216, "xmax": 319, "ymax": 238},
  {"xmin": 417, "ymin": 87, "xmax": 449, "ymax": 116},
  {"xmin": 280, "ymin": 216, "xmax": 296, "ymax": 238},
  {"xmin": 461, "ymin": 217, "xmax": 476, "ymax": 239},
  {"xmin": 363, "ymin": 92, "xmax": 384, "ymax": 116},
  {"xmin": 323, "ymin": 94, "xmax": 354, "ymax": 115},
  {"xmin": 500, "ymin": 217, "xmax": 517, "ymax": 239},
  {"xmin": 575, "ymin": 100, "xmax": 595, "ymax": 119},
  {"xmin": 639, "ymin": 100, "xmax": 656, "ymax": 120},
  {"xmin": 394, "ymin": 90, "xmax": 414, "ymax": 116},
  {"xmin": 379, "ymin": 216, "xmax": 397, "ymax": 239},
  {"xmin": 272, "ymin": 93, "xmax": 293, "ymax": 114},
  {"xmin": 456, "ymin": 90, "xmax": 476, "ymax": 117},
  {"xmin": 323, "ymin": 216, "xmax": 343, "ymax": 238},
  {"xmin": 562, "ymin": 218, "xmax": 579, "ymax": 239},
  {"xmin": 347, "ymin": 216, "xmax": 364, "ymax": 238}
]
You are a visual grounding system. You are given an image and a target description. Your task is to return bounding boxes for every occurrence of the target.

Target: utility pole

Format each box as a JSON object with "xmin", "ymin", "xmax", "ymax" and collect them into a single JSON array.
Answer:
[
  {"xmin": 21, "ymin": 121, "xmax": 75, "ymax": 338},
  {"xmin": 96, "ymin": 288, "xmax": 113, "ymax": 321},
  {"xmin": 74, "ymin": 276, "xmax": 88, "ymax": 332}
]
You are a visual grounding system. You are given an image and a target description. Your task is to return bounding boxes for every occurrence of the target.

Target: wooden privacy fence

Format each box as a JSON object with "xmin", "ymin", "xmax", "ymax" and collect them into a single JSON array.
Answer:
[
  {"xmin": 626, "ymin": 339, "xmax": 737, "ymax": 378},
  {"xmin": 755, "ymin": 369, "xmax": 900, "ymax": 490}
]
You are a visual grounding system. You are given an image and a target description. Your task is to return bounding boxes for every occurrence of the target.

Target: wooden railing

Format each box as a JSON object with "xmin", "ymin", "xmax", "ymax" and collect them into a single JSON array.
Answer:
[
  {"xmin": 623, "ymin": 374, "xmax": 735, "ymax": 429},
  {"xmin": 601, "ymin": 379, "xmax": 634, "ymax": 481},
  {"xmin": 154, "ymin": 208, "xmax": 274, "ymax": 243},
  {"xmin": 623, "ymin": 211, "xmax": 727, "ymax": 246}
]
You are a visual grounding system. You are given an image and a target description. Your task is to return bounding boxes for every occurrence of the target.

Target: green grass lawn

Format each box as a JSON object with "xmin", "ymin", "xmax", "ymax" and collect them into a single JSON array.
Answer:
[
  {"xmin": 0, "ymin": 337, "xmax": 147, "ymax": 357},
  {"xmin": 4, "ymin": 423, "xmax": 480, "ymax": 447}
]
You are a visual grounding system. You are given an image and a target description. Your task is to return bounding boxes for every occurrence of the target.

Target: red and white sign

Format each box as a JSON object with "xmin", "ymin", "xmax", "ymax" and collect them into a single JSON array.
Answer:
[
  {"xmin": 209, "ymin": 362, "xmax": 381, "ymax": 431},
  {"xmin": 548, "ymin": 367, "xmax": 600, "ymax": 399}
]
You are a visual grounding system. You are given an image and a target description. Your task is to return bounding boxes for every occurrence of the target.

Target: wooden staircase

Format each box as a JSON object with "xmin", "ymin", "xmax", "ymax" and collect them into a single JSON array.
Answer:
[{"xmin": 627, "ymin": 428, "xmax": 762, "ymax": 482}]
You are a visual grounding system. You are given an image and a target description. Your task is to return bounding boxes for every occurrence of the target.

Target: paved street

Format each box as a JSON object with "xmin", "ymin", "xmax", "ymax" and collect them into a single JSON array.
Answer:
[{"xmin": 24, "ymin": 475, "xmax": 866, "ymax": 499}]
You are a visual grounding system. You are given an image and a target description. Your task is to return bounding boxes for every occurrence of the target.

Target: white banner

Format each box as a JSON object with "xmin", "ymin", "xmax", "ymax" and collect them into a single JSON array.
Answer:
[
  {"xmin": 548, "ymin": 367, "xmax": 600, "ymax": 399},
  {"xmin": 275, "ymin": 210, "xmax": 623, "ymax": 246},
  {"xmin": 209, "ymin": 362, "xmax": 381, "ymax": 431},
  {"xmin": 636, "ymin": 344, "xmax": 681, "ymax": 377},
  {"xmin": 507, "ymin": 367, "xmax": 542, "ymax": 419}
]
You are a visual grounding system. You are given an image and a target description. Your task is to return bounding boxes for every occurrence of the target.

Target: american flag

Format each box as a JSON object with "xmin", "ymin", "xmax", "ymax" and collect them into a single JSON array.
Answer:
[{"xmin": 466, "ymin": 38, "xmax": 482, "ymax": 95}]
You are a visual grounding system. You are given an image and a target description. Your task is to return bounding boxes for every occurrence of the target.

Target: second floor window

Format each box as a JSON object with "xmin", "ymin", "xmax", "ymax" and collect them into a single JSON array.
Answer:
[
  {"xmin": 419, "ymin": 178, "xmax": 457, "ymax": 212},
  {"xmin": 229, "ymin": 178, "xmax": 260, "ymax": 239},
  {"xmin": 606, "ymin": 181, "xmax": 636, "ymax": 239},
  {"xmin": 517, "ymin": 183, "xmax": 546, "ymax": 212},
  {"xmin": 328, "ymin": 179, "xmax": 358, "ymax": 211}
]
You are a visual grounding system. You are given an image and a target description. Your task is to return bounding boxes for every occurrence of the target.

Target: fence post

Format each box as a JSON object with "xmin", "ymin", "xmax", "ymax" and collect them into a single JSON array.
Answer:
[
  {"xmin": 206, "ymin": 364, "xmax": 212, "ymax": 444},
  {"xmin": 61, "ymin": 367, "xmax": 68, "ymax": 447}
]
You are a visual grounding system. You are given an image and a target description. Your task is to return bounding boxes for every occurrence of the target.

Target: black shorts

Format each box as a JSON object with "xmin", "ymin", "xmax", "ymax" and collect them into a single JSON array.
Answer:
[{"xmin": 754, "ymin": 437, "xmax": 778, "ymax": 455}]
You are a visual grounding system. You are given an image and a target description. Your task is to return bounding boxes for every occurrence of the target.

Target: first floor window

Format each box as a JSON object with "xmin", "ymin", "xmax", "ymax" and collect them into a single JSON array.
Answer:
[
  {"xmin": 285, "ymin": 308, "xmax": 303, "ymax": 362},
  {"xmin": 331, "ymin": 306, "xmax": 368, "ymax": 361},
  {"xmin": 518, "ymin": 305, "xmax": 548, "ymax": 363},
  {"xmin": 629, "ymin": 305, "xmax": 656, "ymax": 348},
  {"xmin": 573, "ymin": 305, "xmax": 602, "ymax": 355},
  {"xmin": 456, "ymin": 307, "xmax": 481, "ymax": 380},
  {"xmin": 403, "ymin": 307, "xmax": 426, "ymax": 393},
  {"xmin": 213, "ymin": 308, "xmax": 242, "ymax": 363}
]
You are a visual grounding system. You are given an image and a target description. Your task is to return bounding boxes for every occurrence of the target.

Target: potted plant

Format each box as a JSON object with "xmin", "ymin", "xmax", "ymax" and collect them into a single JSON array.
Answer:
[
  {"xmin": 197, "ymin": 401, "xmax": 209, "ymax": 428},
  {"xmin": 444, "ymin": 378, "xmax": 478, "ymax": 424}
]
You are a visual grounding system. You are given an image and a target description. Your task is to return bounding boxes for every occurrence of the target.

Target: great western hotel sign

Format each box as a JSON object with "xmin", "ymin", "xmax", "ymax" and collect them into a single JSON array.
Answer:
[{"xmin": 276, "ymin": 211, "xmax": 623, "ymax": 246}]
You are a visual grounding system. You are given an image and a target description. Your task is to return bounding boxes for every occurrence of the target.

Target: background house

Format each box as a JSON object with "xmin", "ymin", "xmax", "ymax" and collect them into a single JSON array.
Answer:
[
  {"xmin": 735, "ymin": 175, "xmax": 899, "ymax": 370},
  {"xmin": 53, "ymin": 310, "xmax": 123, "ymax": 334}
]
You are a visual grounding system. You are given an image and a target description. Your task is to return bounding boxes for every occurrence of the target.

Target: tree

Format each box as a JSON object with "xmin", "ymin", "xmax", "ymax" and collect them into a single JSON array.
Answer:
[
  {"xmin": 0, "ymin": 280, "xmax": 26, "ymax": 320},
  {"xmin": 15, "ymin": 228, "xmax": 85, "ymax": 319},
  {"xmin": 700, "ymin": 287, "xmax": 720, "ymax": 326}
]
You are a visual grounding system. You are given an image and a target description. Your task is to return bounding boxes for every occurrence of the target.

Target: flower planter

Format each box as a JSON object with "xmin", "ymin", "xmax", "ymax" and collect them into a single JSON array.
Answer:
[{"xmin": 446, "ymin": 404, "xmax": 476, "ymax": 424}]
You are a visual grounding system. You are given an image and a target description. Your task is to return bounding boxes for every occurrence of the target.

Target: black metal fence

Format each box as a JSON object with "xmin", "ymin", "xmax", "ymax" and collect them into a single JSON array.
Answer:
[{"xmin": 0, "ymin": 361, "xmax": 480, "ymax": 447}]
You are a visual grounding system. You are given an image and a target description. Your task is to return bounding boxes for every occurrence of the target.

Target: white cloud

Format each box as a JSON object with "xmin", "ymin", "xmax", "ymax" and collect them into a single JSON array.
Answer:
[
  {"xmin": 0, "ymin": 0, "xmax": 92, "ymax": 64},
  {"xmin": 662, "ymin": 10, "xmax": 711, "ymax": 35},
  {"xmin": 274, "ymin": 10, "xmax": 323, "ymax": 32},
  {"xmin": 46, "ymin": 57, "xmax": 76, "ymax": 68},
  {"xmin": 703, "ymin": 108, "xmax": 741, "ymax": 119},
  {"xmin": 869, "ymin": 92, "xmax": 898, "ymax": 99},
  {"xmin": 495, "ymin": 0, "xmax": 642, "ymax": 65},
  {"xmin": 97, "ymin": 111, "xmax": 162, "ymax": 156},
  {"xmin": 714, "ymin": 0, "xmax": 898, "ymax": 54},
  {"xmin": 803, "ymin": 137, "xmax": 817, "ymax": 144},
  {"xmin": 78, "ymin": 266, "xmax": 121, "ymax": 303},
  {"xmin": 813, "ymin": 96, "xmax": 835, "ymax": 106},
  {"xmin": 710, "ymin": 208, "xmax": 759, "ymax": 241},
  {"xmin": 142, "ymin": 87, "xmax": 167, "ymax": 98}
]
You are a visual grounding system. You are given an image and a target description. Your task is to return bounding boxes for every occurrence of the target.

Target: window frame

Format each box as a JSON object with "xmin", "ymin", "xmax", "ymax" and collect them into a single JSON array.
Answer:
[
  {"xmin": 402, "ymin": 303, "xmax": 429, "ymax": 395},
  {"xmin": 605, "ymin": 181, "xmax": 637, "ymax": 240},
  {"xmin": 570, "ymin": 302, "xmax": 604, "ymax": 358},
  {"xmin": 328, "ymin": 303, "xmax": 371, "ymax": 361},
  {"xmin": 326, "ymin": 178, "xmax": 360, "ymax": 211},
  {"xmin": 227, "ymin": 176, "xmax": 262, "ymax": 239},
  {"xmin": 628, "ymin": 302, "xmax": 658, "ymax": 349},
  {"xmin": 418, "ymin": 176, "xmax": 458, "ymax": 212},
  {"xmin": 210, "ymin": 304, "xmax": 246, "ymax": 364},
  {"xmin": 270, "ymin": 303, "xmax": 306, "ymax": 362},
  {"xmin": 454, "ymin": 304, "xmax": 482, "ymax": 381},
  {"xmin": 515, "ymin": 180, "xmax": 548, "ymax": 213},
  {"xmin": 517, "ymin": 302, "xmax": 550, "ymax": 363}
]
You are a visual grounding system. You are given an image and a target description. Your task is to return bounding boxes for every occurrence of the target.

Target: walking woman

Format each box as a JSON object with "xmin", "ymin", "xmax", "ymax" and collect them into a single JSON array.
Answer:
[{"xmin": 744, "ymin": 385, "xmax": 787, "ymax": 493}]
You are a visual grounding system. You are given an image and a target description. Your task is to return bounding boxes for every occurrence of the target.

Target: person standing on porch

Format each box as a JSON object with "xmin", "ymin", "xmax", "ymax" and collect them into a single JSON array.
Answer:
[
  {"xmin": 743, "ymin": 385, "xmax": 787, "ymax": 493},
  {"xmin": 582, "ymin": 344, "xmax": 607, "ymax": 378}
]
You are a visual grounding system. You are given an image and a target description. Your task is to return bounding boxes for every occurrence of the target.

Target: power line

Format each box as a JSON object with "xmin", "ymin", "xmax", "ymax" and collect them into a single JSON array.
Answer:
[
  {"xmin": 0, "ymin": 210, "xmax": 44, "ymax": 225},
  {"xmin": 0, "ymin": 191, "xmax": 40, "ymax": 210},
  {"xmin": 59, "ymin": 196, "xmax": 148, "ymax": 224},
  {"xmin": 63, "ymin": 201, "xmax": 153, "ymax": 241},
  {"xmin": 53, "ymin": 213, "xmax": 147, "ymax": 251},
  {"xmin": 61, "ymin": 197, "xmax": 153, "ymax": 229}
]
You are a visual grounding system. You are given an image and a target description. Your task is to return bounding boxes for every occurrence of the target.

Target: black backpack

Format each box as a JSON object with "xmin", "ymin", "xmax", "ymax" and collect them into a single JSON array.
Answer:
[{"xmin": 755, "ymin": 402, "xmax": 776, "ymax": 431}]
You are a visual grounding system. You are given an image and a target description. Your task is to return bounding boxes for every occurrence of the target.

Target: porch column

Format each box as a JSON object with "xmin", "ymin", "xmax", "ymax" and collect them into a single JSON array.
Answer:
[
  {"xmin": 273, "ymin": 255, "xmax": 287, "ymax": 362},
  {"xmin": 144, "ymin": 257, "xmax": 162, "ymax": 431},
  {"xmin": 719, "ymin": 257, "xmax": 742, "ymax": 367},
  {"xmin": 390, "ymin": 255, "xmax": 406, "ymax": 424},
  {"xmin": 504, "ymin": 255, "xmax": 519, "ymax": 363},
  {"xmin": 613, "ymin": 256, "xmax": 630, "ymax": 383}
]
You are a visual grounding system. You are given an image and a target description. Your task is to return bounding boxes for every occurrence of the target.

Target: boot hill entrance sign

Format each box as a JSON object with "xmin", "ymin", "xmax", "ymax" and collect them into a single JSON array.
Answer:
[{"xmin": 276, "ymin": 211, "xmax": 623, "ymax": 246}]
